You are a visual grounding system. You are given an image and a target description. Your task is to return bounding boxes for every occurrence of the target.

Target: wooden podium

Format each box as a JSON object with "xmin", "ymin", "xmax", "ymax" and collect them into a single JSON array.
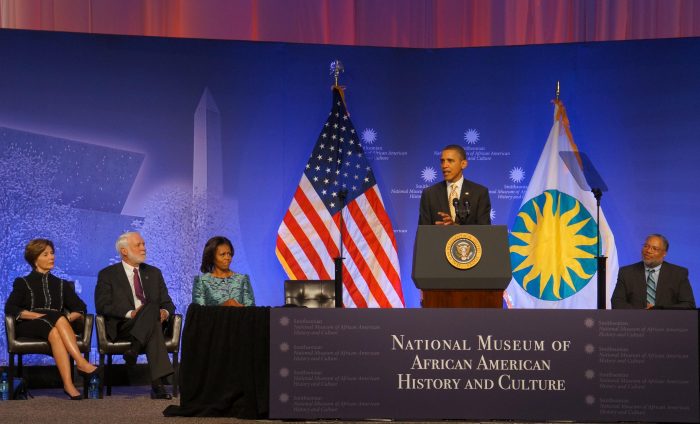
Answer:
[{"xmin": 412, "ymin": 225, "xmax": 512, "ymax": 308}]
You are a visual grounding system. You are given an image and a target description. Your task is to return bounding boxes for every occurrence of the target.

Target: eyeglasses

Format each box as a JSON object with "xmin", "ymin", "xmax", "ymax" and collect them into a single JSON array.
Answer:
[{"xmin": 642, "ymin": 244, "xmax": 663, "ymax": 253}]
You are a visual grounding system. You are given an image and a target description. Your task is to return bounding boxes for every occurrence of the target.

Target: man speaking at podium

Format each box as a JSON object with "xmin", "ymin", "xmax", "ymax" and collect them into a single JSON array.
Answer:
[{"xmin": 419, "ymin": 144, "xmax": 492, "ymax": 225}]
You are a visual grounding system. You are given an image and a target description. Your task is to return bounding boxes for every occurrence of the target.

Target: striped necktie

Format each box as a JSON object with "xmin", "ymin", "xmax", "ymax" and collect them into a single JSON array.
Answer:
[
  {"xmin": 646, "ymin": 269, "xmax": 656, "ymax": 306},
  {"xmin": 448, "ymin": 183, "xmax": 459, "ymax": 221}
]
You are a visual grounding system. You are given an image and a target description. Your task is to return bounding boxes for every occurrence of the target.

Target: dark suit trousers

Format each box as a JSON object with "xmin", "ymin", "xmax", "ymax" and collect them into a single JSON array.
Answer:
[{"xmin": 117, "ymin": 302, "xmax": 173, "ymax": 381}]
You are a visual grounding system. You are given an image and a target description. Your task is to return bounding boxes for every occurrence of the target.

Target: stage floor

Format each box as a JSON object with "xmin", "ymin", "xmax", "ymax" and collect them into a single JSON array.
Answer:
[{"xmin": 0, "ymin": 386, "xmax": 602, "ymax": 424}]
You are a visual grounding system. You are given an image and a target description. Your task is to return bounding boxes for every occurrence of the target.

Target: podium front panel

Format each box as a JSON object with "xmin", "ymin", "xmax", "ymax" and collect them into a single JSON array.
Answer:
[{"xmin": 412, "ymin": 225, "xmax": 512, "ymax": 290}]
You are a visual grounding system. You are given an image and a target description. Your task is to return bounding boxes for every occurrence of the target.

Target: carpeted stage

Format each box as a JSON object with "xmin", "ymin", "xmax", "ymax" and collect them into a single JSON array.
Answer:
[
  {"xmin": 0, "ymin": 386, "xmax": 599, "ymax": 424},
  {"xmin": 0, "ymin": 386, "xmax": 230, "ymax": 424}
]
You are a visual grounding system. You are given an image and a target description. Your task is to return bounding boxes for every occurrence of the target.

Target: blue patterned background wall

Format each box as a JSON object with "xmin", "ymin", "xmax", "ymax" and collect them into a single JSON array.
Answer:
[{"xmin": 1, "ymin": 30, "xmax": 698, "ymax": 363}]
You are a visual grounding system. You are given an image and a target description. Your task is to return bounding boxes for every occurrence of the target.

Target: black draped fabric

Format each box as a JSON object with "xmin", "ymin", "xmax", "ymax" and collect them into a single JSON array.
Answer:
[{"xmin": 163, "ymin": 304, "xmax": 269, "ymax": 418}]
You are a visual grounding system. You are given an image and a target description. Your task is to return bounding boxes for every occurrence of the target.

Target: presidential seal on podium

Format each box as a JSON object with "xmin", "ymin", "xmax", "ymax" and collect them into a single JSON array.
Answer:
[{"xmin": 445, "ymin": 232, "xmax": 482, "ymax": 269}]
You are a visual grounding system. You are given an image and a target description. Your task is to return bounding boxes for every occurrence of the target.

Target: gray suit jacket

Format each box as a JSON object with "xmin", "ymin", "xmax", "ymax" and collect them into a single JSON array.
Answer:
[
  {"xmin": 611, "ymin": 261, "xmax": 696, "ymax": 309},
  {"xmin": 418, "ymin": 178, "xmax": 491, "ymax": 225},
  {"xmin": 95, "ymin": 262, "xmax": 175, "ymax": 340}
]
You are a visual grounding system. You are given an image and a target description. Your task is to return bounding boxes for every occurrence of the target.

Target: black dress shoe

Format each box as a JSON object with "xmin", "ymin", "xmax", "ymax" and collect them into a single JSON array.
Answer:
[
  {"xmin": 64, "ymin": 389, "xmax": 83, "ymax": 400},
  {"xmin": 150, "ymin": 384, "xmax": 172, "ymax": 400}
]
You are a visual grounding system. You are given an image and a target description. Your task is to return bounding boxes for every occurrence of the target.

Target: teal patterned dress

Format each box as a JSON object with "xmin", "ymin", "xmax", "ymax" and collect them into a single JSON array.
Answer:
[{"xmin": 192, "ymin": 272, "xmax": 255, "ymax": 306}]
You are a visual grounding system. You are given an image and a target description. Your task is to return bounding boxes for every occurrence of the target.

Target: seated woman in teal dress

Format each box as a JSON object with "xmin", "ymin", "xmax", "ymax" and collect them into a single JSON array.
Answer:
[{"xmin": 192, "ymin": 236, "xmax": 255, "ymax": 307}]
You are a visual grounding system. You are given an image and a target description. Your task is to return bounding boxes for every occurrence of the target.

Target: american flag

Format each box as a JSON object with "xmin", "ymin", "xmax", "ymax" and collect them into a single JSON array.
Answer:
[{"xmin": 275, "ymin": 87, "xmax": 405, "ymax": 307}]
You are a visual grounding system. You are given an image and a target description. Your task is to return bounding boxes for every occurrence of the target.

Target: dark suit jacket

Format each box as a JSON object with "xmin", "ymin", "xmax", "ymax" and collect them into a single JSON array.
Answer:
[
  {"xmin": 95, "ymin": 262, "xmax": 175, "ymax": 340},
  {"xmin": 611, "ymin": 261, "xmax": 696, "ymax": 309},
  {"xmin": 418, "ymin": 178, "xmax": 491, "ymax": 225}
]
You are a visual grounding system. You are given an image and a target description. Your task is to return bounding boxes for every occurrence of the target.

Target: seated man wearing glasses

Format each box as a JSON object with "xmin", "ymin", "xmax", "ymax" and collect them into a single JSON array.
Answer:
[{"xmin": 611, "ymin": 234, "xmax": 696, "ymax": 309}]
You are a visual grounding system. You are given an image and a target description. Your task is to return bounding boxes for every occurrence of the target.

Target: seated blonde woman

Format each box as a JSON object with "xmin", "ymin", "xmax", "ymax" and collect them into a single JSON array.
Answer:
[{"xmin": 192, "ymin": 236, "xmax": 255, "ymax": 307}]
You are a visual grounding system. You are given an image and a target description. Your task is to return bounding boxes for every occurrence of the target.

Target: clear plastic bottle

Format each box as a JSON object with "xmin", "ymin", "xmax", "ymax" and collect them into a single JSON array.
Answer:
[
  {"xmin": 88, "ymin": 374, "xmax": 100, "ymax": 399},
  {"xmin": 0, "ymin": 371, "xmax": 9, "ymax": 401}
]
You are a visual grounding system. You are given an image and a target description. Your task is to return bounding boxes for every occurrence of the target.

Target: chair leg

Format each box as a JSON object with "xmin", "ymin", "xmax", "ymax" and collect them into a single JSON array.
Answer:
[
  {"xmin": 172, "ymin": 352, "xmax": 179, "ymax": 397},
  {"xmin": 69, "ymin": 358, "xmax": 75, "ymax": 386},
  {"xmin": 106, "ymin": 355, "xmax": 112, "ymax": 396},
  {"xmin": 84, "ymin": 351, "xmax": 90, "ymax": 398},
  {"xmin": 17, "ymin": 354, "xmax": 23, "ymax": 378},
  {"xmin": 8, "ymin": 353, "xmax": 15, "ymax": 400},
  {"xmin": 99, "ymin": 353, "xmax": 105, "ymax": 399}
]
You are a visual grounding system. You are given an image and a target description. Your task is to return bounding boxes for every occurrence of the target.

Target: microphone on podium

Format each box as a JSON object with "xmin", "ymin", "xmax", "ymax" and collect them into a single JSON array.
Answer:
[
  {"xmin": 462, "ymin": 196, "xmax": 471, "ymax": 217},
  {"xmin": 453, "ymin": 196, "xmax": 471, "ymax": 225}
]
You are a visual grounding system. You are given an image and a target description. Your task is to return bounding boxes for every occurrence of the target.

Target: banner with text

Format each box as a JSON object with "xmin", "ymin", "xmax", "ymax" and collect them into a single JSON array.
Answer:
[{"xmin": 270, "ymin": 309, "xmax": 698, "ymax": 422}]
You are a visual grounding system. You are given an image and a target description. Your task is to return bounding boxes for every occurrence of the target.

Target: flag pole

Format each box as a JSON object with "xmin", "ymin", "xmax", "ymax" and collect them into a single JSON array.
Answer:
[{"xmin": 331, "ymin": 59, "xmax": 345, "ymax": 308}]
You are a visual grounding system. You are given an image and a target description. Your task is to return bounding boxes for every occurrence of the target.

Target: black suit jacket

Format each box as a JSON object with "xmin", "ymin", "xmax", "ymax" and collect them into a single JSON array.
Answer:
[
  {"xmin": 611, "ymin": 261, "xmax": 696, "ymax": 309},
  {"xmin": 95, "ymin": 262, "xmax": 175, "ymax": 340},
  {"xmin": 418, "ymin": 178, "xmax": 491, "ymax": 225}
]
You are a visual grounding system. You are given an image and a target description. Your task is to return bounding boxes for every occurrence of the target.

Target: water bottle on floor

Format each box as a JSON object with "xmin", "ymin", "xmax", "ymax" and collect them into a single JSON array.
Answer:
[
  {"xmin": 0, "ymin": 371, "xmax": 9, "ymax": 401},
  {"xmin": 88, "ymin": 374, "xmax": 99, "ymax": 399}
]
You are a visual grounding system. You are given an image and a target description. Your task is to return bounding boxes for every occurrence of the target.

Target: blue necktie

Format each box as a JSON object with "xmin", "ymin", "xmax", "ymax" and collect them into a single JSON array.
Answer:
[{"xmin": 646, "ymin": 269, "xmax": 656, "ymax": 306}]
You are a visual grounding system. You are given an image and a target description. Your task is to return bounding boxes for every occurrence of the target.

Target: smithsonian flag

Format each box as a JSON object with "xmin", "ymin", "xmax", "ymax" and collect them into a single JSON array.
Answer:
[
  {"xmin": 276, "ymin": 87, "xmax": 405, "ymax": 308},
  {"xmin": 505, "ymin": 99, "xmax": 619, "ymax": 309}
]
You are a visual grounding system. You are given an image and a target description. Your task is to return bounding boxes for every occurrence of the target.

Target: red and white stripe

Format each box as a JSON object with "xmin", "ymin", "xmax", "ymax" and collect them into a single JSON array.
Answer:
[{"xmin": 276, "ymin": 174, "xmax": 405, "ymax": 308}]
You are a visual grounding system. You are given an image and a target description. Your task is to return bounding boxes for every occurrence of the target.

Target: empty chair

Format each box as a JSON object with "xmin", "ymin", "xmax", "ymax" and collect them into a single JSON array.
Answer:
[{"xmin": 284, "ymin": 280, "xmax": 336, "ymax": 308}]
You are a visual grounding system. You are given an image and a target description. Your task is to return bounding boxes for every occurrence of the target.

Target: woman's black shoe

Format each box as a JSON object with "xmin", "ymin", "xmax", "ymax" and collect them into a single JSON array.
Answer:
[
  {"xmin": 63, "ymin": 389, "xmax": 83, "ymax": 400},
  {"xmin": 78, "ymin": 365, "xmax": 102, "ymax": 377}
]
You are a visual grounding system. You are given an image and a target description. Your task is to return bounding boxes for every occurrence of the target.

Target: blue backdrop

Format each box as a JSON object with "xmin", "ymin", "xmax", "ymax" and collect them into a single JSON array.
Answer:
[{"xmin": 1, "ymin": 29, "xmax": 698, "ymax": 363}]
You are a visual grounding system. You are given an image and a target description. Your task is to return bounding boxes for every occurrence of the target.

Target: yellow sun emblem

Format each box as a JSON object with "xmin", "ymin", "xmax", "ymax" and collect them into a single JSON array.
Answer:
[{"xmin": 509, "ymin": 190, "xmax": 597, "ymax": 301}]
